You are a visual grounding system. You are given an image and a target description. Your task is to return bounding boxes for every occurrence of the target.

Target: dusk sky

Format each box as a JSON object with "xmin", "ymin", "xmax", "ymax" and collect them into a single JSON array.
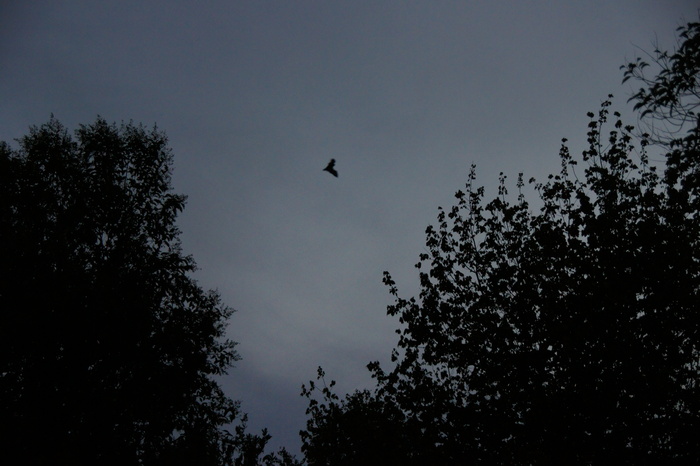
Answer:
[{"xmin": 1, "ymin": 0, "xmax": 697, "ymax": 455}]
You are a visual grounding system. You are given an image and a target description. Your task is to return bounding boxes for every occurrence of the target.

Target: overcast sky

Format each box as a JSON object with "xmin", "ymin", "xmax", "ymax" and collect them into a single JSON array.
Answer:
[{"xmin": 1, "ymin": 0, "xmax": 697, "ymax": 455}]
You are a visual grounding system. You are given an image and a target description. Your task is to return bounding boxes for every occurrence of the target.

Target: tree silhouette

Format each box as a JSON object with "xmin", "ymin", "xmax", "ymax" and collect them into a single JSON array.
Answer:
[
  {"xmin": 0, "ymin": 118, "xmax": 266, "ymax": 465},
  {"xmin": 300, "ymin": 20, "xmax": 700, "ymax": 464},
  {"xmin": 300, "ymin": 367, "xmax": 426, "ymax": 465},
  {"xmin": 621, "ymin": 20, "xmax": 700, "ymax": 147}
]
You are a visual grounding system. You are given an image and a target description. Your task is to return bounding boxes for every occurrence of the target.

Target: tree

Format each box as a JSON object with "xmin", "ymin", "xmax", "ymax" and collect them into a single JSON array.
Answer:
[
  {"xmin": 300, "ymin": 21, "xmax": 700, "ymax": 464},
  {"xmin": 0, "ymin": 117, "xmax": 250, "ymax": 465},
  {"xmin": 300, "ymin": 367, "xmax": 427, "ymax": 465}
]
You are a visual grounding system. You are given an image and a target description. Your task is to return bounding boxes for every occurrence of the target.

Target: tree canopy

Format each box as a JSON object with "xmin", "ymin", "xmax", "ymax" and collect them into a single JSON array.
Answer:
[
  {"xmin": 300, "ymin": 20, "xmax": 700, "ymax": 464},
  {"xmin": 0, "ymin": 118, "xmax": 247, "ymax": 464}
]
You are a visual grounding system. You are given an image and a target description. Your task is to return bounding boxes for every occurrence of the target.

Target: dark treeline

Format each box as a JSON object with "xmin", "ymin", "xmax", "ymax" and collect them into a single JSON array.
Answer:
[
  {"xmin": 1, "ymin": 19, "xmax": 698, "ymax": 466},
  {"xmin": 0, "ymin": 119, "xmax": 296, "ymax": 465},
  {"xmin": 299, "ymin": 20, "xmax": 700, "ymax": 465}
]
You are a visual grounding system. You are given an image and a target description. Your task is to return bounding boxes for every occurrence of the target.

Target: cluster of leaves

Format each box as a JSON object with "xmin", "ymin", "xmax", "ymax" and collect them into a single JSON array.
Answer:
[
  {"xmin": 0, "ymin": 118, "xmax": 276, "ymax": 465},
  {"xmin": 300, "ymin": 21, "xmax": 700, "ymax": 464},
  {"xmin": 622, "ymin": 21, "xmax": 700, "ymax": 146},
  {"xmin": 300, "ymin": 367, "xmax": 423, "ymax": 465}
]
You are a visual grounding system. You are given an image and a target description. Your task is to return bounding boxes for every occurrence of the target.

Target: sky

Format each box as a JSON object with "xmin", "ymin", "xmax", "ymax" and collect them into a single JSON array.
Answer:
[{"xmin": 1, "ymin": 0, "xmax": 697, "ymax": 456}]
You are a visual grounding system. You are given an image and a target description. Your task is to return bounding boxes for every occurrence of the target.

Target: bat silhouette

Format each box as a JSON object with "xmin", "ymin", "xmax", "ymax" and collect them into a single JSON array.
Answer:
[{"xmin": 323, "ymin": 159, "xmax": 338, "ymax": 177}]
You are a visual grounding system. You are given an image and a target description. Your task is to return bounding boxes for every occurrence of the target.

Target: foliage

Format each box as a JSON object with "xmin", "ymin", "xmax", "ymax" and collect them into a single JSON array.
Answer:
[
  {"xmin": 300, "ymin": 20, "xmax": 700, "ymax": 464},
  {"xmin": 226, "ymin": 415, "xmax": 302, "ymax": 466},
  {"xmin": 622, "ymin": 21, "xmax": 700, "ymax": 147},
  {"xmin": 0, "ymin": 118, "xmax": 272, "ymax": 465},
  {"xmin": 300, "ymin": 367, "xmax": 426, "ymax": 465}
]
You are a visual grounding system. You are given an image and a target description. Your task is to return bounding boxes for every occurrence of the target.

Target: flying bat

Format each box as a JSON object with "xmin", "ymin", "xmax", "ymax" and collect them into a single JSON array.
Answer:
[{"xmin": 323, "ymin": 159, "xmax": 338, "ymax": 177}]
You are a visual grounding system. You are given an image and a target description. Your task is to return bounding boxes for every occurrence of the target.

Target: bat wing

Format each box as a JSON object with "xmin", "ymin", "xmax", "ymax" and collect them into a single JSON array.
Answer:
[{"xmin": 323, "ymin": 159, "xmax": 338, "ymax": 177}]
